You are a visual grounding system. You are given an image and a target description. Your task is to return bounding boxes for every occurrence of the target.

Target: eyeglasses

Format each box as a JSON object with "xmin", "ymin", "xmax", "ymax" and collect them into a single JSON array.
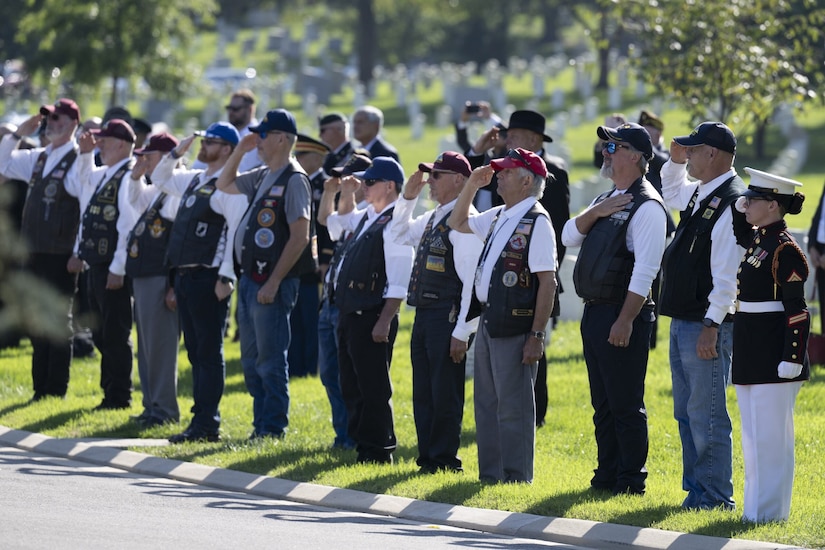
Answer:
[
  {"xmin": 225, "ymin": 105, "xmax": 246, "ymax": 112},
  {"xmin": 202, "ymin": 138, "xmax": 227, "ymax": 147},
  {"xmin": 507, "ymin": 148, "xmax": 532, "ymax": 170},
  {"xmin": 604, "ymin": 142, "xmax": 631, "ymax": 154},
  {"xmin": 364, "ymin": 178, "xmax": 384, "ymax": 187},
  {"xmin": 257, "ymin": 130, "xmax": 284, "ymax": 140},
  {"xmin": 429, "ymin": 171, "xmax": 454, "ymax": 181}
]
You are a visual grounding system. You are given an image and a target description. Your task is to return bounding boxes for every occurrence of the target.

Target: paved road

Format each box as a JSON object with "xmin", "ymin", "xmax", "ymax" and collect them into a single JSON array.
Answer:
[{"xmin": 0, "ymin": 446, "xmax": 585, "ymax": 549}]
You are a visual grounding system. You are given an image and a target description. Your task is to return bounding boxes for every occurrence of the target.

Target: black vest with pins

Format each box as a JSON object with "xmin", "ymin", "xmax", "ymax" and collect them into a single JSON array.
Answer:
[
  {"xmin": 573, "ymin": 177, "xmax": 664, "ymax": 304},
  {"xmin": 333, "ymin": 208, "xmax": 394, "ymax": 315},
  {"xmin": 125, "ymin": 191, "xmax": 174, "ymax": 278},
  {"xmin": 166, "ymin": 175, "xmax": 225, "ymax": 267},
  {"xmin": 21, "ymin": 149, "xmax": 79, "ymax": 254},
  {"xmin": 659, "ymin": 175, "xmax": 745, "ymax": 320},
  {"xmin": 240, "ymin": 165, "xmax": 316, "ymax": 283},
  {"xmin": 467, "ymin": 203, "xmax": 548, "ymax": 338},
  {"xmin": 407, "ymin": 210, "xmax": 462, "ymax": 309},
  {"xmin": 79, "ymin": 162, "xmax": 130, "ymax": 265}
]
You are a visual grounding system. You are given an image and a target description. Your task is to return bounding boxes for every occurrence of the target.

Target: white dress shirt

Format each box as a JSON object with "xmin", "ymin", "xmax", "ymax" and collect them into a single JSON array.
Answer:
[
  {"xmin": 151, "ymin": 153, "xmax": 248, "ymax": 281},
  {"xmin": 468, "ymin": 196, "xmax": 557, "ymax": 304},
  {"xmin": 0, "ymin": 135, "xmax": 85, "ymax": 199},
  {"xmin": 390, "ymin": 196, "xmax": 483, "ymax": 342},
  {"xmin": 660, "ymin": 160, "xmax": 743, "ymax": 323},
  {"xmin": 330, "ymin": 201, "xmax": 413, "ymax": 300},
  {"xmin": 562, "ymin": 186, "xmax": 666, "ymax": 299}
]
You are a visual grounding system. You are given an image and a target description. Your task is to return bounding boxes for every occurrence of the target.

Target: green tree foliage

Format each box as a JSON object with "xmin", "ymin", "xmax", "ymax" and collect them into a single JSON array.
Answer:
[
  {"xmin": 16, "ymin": 0, "xmax": 218, "ymax": 104},
  {"xmin": 625, "ymin": 0, "xmax": 825, "ymax": 154}
]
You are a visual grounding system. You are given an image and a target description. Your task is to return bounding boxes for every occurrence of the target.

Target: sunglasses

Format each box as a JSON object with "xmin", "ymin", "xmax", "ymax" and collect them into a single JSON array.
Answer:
[
  {"xmin": 225, "ymin": 105, "xmax": 247, "ymax": 112},
  {"xmin": 604, "ymin": 142, "xmax": 631, "ymax": 154},
  {"xmin": 47, "ymin": 114, "xmax": 61, "ymax": 121},
  {"xmin": 364, "ymin": 178, "xmax": 384, "ymax": 187},
  {"xmin": 257, "ymin": 130, "xmax": 285, "ymax": 140},
  {"xmin": 202, "ymin": 138, "xmax": 227, "ymax": 147},
  {"xmin": 507, "ymin": 148, "xmax": 532, "ymax": 170},
  {"xmin": 429, "ymin": 171, "xmax": 454, "ymax": 181}
]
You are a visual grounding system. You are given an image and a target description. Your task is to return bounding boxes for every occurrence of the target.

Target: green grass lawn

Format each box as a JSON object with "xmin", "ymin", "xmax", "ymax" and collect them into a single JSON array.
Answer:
[{"xmin": 1, "ymin": 313, "xmax": 824, "ymax": 548}]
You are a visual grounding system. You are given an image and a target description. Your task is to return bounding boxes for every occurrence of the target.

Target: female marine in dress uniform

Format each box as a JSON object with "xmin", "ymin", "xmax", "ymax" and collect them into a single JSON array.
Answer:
[{"xmin": 733, "ymin": 167, "xmax": 809, "ymax": 523}]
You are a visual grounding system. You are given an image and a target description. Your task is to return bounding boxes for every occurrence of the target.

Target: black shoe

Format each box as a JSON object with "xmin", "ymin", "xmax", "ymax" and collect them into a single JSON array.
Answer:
[
  {"xmin": 139, "ymin": 416, "xmax": 174, "ymax": 429},
  {"xmin": 248, "ymin": 431, "xmax": 284, "ymax": 441},
  {"xmin": 93, "ymin": 400, "xmax": 130, "ymax": 411},
  {"xmin": 356, "ymin": 452, "xmax": 393, "ymax": 465},
  {"xmin": 612, "ymin": 484, "xmax": 645, "ymax": 496},
  {"xmin": 169, "ymin": 428, "xmax": 220, "ymax": 444}
]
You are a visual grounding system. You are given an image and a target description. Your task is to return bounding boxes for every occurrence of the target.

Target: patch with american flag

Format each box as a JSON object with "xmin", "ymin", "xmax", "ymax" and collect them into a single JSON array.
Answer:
[
  {"xmin": 786, "ymin": 271, "xmax": 803, "ymax": 282},
  {"xmin": 788, "ymin": 312, "xmax": 808, "ymax": 326},
  {"xmin": 709, "ymin": 196, "xmax": 721, "ymax": 208}
]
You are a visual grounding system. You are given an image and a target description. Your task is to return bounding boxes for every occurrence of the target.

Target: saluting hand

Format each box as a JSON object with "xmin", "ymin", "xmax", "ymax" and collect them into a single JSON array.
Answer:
[
  {"xmin": 403, "ymin": 170, "xmax": 426, "ymax": 200},
  {"xmin": 467, "ymin": 165, "xmax": 494, "ymax": 189}
]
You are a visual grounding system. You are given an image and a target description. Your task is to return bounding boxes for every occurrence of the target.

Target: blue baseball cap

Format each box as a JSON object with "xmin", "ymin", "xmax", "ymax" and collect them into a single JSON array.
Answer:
[
  {"xmin": 195, "ymin": 122, "xmax": 240, "ymax": 145},
  {"xmin": 354, "ymin": 156, "xmax": 405, "ymax": 184},
  {"xmin": 249, "ymin": 108, "xmax": 298, "ymax": 135},
  {"xmin": 674, "ymin": 121, "xmax": 736, "ymax": 154}
]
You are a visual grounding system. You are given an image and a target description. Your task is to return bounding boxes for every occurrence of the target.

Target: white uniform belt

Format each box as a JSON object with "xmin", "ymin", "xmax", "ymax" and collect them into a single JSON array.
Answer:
[{"xmin": 737, "ymin": 300, "xmax": 783, "ymax": 313}]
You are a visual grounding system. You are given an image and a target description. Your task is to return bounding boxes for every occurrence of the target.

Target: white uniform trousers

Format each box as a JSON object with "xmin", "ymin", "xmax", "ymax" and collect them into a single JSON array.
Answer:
[{"xmin": 735, "ymin": 381, "xmax": 803, "ymax": 522}]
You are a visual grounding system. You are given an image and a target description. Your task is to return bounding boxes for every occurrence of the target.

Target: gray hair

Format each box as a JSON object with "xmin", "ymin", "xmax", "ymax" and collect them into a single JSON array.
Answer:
[
  {"xmin": 355, "ymin": 105, "xmax": 384, "ymax": 128},
  {"xmin": 627, "ymin": 145, "xmax": 649, "ymax": 175},
  {"xmin": 517, "ymin": 167, "xmax": 546, "ymax": 200}
]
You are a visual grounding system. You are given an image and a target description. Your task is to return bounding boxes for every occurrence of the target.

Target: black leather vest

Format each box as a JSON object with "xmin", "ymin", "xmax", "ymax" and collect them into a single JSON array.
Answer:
[
  {"xmin": 470, "ymin": 204, "xmax": 548, "ymax": 338},
  {"xmin": 573, "ymin": 177, "xmax": 664, "ymax": 304},
  {"xmin": 333, "ymin": 207, "xmax": 394, "ymax": 315},
  {"xmin": 239, "ymin": 166, "xmax": 316, "ymax": 283},
  {"xmin": 21, "ymin": 149, "xmax": 79, "ymax": 254},
  {"xmin": 79, "ymin": 162, "xmax": 130, "ymax": 265},
  {"xmin": 166, "ymin": 175, "xmax": 225, "ymax": 268},
  {"xmin": 125, "ymin": 191, "xmax": 174, "ymax": 278},
  {"xmin": 660, "ymin": 175, "xmax": 744, "ymax": 320},
  {"xmin": 407, "ymin": 210, "xmax": 461, "ymax": 309}
]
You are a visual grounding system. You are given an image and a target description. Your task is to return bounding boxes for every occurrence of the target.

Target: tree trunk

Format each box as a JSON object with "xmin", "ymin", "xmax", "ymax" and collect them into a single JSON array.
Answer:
[
  {"xmin": 596, "ymin": 13, "xmax": 610, "ymax": 90},
  {"xmin": 754, "ymin": 118, "xmax": 769, "ymax": 160},
  {"xmin": 356, "ymin": 0, "xmax": 376, "ymax": 91}
]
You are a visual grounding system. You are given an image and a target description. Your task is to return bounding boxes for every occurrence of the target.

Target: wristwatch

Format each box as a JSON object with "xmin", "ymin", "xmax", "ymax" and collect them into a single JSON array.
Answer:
[
  {"xmin": 219, "ymin": 276, "xmax": 233, "ymax": 285},
  {"xmin": 702, "ymin": 317, "xmax": 719, "ymax": 329},
  {"xmin": 529, "ymin": 330, "xmax": 546, "ymax": 341}
]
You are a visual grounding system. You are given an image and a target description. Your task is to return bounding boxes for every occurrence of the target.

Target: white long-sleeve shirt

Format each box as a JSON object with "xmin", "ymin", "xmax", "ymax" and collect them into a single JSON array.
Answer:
[
  {"xmin": 562, "ymin": 187, "xmax": 666, "ymax": 299},
  {"xmin": 77, "ymin": 155, "xmax": 140, "ymax": 276},
  {"xmin": 328, "ymin": 201, "xmax": 414, "ymax": 301},
  {"xmin": 390, "ymin": 196, "xmax": 483, "ymax": 342},
  {"xmin": 0, "ymin": 135, "xmax": 85, "ymax": 199},
  {"xmin": 659, "ymin": 160, "xmax": 742, "ymax": 323},
  {"xmin": 150, "ymin": 153, "xmax": 248, "ymax": 281}
]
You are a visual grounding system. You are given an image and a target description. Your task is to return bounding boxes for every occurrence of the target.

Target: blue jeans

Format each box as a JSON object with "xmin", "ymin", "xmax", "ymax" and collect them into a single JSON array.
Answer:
[
  {"xmin": 238, "ymin": 274, "xmax": 299, "ymax": 437},
  {"xmin": 318, "ymin": 298, "xmax": 353, "ymax": 447},
  {"xmin": 669, "ymin": 318, "xmax": 735, "ymax": 509}
]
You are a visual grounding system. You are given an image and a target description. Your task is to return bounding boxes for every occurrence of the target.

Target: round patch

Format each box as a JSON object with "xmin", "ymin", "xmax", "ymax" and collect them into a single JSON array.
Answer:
[
  {"xmin": 134, "ymin": 221, "xmax": 146, "ymax": 237},
  {"xmin": 508, "ymin": 234, "xmax": 527, "ymax": 251},
  {"xmin": 103, "ymin": 205, "xmax": 117, "ymax": 222},
  {"xmin": 44, "ymin": 182, "xmax": 58, "ymax": 198},
  {"xmin": 502, "ymin": 270, "xmax": 518, "ymax": 287},
  {"xmin": 257, "ymin": 208, "xmax": 276, "ymax": 227},
  {"xmin": 254, "ymin": 228, "xmax": 275, "ymax": 248},
  {"xmin": 129, "ymin": 242, "xmax": 139, "ymax": 258},
  {"xmin": 185, "ymin": 195, "xmax": 197, "ymax": 208}
]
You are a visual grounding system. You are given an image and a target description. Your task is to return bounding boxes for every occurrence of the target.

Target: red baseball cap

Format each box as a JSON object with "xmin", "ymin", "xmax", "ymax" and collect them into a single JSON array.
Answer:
[
  {"xmin": 490, "ymin": 148, "xmax": 548, "ymax": 178},
  {"xmin": 135, "ymin": 132, "xmax": 179, "ymax": 155},
  {"xmin": 91, "ymin": 119, "xmax": 136, "ymax": 143},
  {"xmin": 418, "ymin": 151, "xmax": 472, "ymax": 177},
  {"xmin": 39, "ymin": 98, "xmax": 81, "ymax": 122}
]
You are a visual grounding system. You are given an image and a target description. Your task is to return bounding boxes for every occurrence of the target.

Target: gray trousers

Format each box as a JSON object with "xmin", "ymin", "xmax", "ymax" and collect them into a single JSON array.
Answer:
[
  {"xmin": 473, "ymin": 318, "xmax": 537, "ymax": 483},
  {"xmin": 133, "ymin": 276, "xmax": 180, "ymax": 422}
]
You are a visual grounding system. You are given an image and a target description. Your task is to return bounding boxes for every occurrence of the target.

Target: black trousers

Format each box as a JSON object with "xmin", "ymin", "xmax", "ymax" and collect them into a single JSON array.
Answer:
[
  {"xmin": 28, "ymin": 253, "xmax": 76, "ymax": 398},
  {"xmin": 817, "ymin": 266, "xmax": 825, "ymax": 333},
  {"xmin": 338, "ymin": 307, "xmax": 398, "ymax": 461},
  {"xmin": 410, "ymin": 305, "xmax": 465, "ymax": 470},
  {"xmin": 86, "ymin": 264, "xmax": 133, "ymax": 406},
  {"xmin": 581, "ymin": 302, "xmax": 652, "ymax": 493}
]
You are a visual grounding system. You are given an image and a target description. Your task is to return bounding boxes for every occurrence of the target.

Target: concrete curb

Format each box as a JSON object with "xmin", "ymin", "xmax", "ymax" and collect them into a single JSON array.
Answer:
[{"xmin": 0, "ymin": 426, "xmax": 800, "ymax": 550}]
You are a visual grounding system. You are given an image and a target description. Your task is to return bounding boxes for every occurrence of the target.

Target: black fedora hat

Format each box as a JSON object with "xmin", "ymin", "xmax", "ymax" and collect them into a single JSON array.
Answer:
[{"xmin": 505, "ymin": 110, "xmax": 553, "ymax": 142}]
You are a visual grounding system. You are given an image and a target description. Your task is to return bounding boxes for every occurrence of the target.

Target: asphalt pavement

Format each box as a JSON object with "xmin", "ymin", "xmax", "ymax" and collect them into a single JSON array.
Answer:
[{"xmin": 0, "ymin": 426, "xmax": 800, "ymax": 550}]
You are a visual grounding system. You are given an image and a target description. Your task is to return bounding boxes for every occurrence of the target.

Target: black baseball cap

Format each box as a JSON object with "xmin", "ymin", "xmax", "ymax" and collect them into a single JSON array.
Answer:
[{"xmin": 674, "ymin": 122, "xmax": 737, "ymax": 154}]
